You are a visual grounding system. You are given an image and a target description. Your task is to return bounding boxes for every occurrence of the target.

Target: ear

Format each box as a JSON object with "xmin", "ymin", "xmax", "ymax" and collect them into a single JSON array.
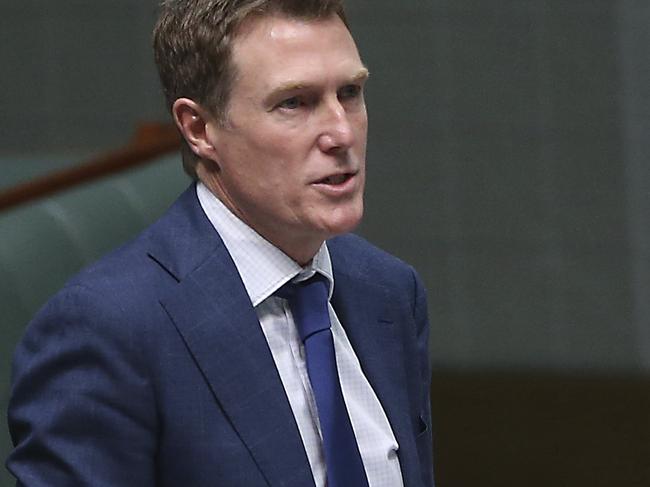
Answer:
[{"xmin": 172, "ymin": 98, "xmax": 219, "ymax": 162}]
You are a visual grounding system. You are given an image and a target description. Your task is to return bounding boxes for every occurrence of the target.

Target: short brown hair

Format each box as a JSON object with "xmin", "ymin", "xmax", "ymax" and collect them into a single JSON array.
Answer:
[{"xmin": 153, "ymin": 0, "xmax": 348, "ymax": 178}]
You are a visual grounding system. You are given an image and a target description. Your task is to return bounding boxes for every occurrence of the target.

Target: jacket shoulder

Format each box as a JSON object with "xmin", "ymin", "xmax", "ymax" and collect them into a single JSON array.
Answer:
[{"xmin": 327, "ymin": 233, "xmax": 418, "ymax": 287}]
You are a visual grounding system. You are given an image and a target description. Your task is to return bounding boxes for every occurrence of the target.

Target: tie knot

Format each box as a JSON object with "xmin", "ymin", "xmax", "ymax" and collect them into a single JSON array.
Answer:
[{"xmin": 276, "ymin": 274, "xmax": 330, "ymax": 342}]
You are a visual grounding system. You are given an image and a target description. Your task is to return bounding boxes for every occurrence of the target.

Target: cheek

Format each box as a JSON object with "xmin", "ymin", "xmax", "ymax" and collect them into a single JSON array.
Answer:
[
  {"xmin": 353, "ymin": 118, "xmax": 368, "ymax": 150},
  {"xmin": 355, "ymin": 107, "xmax": 369, "ymax": 129}
]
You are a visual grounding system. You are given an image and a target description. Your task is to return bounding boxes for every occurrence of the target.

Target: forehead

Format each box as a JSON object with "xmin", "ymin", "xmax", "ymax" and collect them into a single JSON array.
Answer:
[{"xmin": 230, "ymin": 14, "xmax": 364, "ymax": 88}]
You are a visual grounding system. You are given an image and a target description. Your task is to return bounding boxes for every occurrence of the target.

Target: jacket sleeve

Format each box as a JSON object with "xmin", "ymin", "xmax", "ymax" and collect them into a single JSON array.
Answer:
[
  {"xmin": 411, "ymin": 267, "xmax": 435, "ymax": 487},
  {"xmin": 7, "ymin": 284, "xmax": 158, "ymax": 487}
]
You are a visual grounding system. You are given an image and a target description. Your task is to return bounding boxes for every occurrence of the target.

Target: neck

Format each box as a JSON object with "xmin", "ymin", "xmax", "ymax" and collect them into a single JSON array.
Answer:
[{"xmin": 197, "ymin": 169, "xmax": 324, "ymax": 266}]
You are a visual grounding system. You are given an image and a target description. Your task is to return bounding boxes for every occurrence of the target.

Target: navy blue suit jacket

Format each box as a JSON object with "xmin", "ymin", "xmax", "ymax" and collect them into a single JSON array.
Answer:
[{"xmin": 7, "ymin": 185, "xmax": 434, "ymax": 486}]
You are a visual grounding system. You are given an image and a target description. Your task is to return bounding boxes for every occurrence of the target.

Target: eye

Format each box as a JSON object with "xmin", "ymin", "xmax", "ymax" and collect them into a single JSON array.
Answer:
[
  {"xmin": 277, "ymin": 96, "xmax": 302, "ymax": 110},
  {"xmin": 338, "ymin": 84, "xmax": 363, "ymax": 101}
]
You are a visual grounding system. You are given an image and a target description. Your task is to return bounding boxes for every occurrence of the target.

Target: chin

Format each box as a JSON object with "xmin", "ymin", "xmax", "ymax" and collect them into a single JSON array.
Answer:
[{"xmin": 321, "ymin": 204, "xmax": 364, "ymax": 238}]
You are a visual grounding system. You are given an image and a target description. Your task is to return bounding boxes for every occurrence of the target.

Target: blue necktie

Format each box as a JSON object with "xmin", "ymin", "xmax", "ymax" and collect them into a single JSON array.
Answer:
[{"xmin": 277, "ymin": 275, "xmax": 369, "ymax": 487}]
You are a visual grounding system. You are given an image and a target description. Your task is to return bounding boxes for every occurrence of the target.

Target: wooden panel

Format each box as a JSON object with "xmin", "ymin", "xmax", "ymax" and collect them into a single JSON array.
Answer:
[{"xmin": 431, "ymin": 371, "xmax": 650, "ymax": 487}]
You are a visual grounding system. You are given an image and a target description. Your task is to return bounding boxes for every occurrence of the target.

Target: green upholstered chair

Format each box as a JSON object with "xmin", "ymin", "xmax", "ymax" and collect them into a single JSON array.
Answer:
[{"xmin": 0, "ymin": 153, "xmax": 187, "ymax": 486}]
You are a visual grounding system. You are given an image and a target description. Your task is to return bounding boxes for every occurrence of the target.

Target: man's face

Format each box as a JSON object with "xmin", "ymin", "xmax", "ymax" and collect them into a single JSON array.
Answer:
[{"xmin": 201, "ymin": 14, "xmax": 368, "ymax": 263}]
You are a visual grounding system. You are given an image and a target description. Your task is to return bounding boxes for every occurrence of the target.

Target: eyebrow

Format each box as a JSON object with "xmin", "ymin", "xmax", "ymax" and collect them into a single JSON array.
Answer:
[
  {"xmin": 351, "ymin": 67, "xmax": 371, "ymax": 82},
  {"xmin": 270, "ymin": 67, "xmax": 370, "ymax": 97}
]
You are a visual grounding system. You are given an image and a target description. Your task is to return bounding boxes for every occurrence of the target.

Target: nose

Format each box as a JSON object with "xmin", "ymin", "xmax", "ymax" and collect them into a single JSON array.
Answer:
[{"xmin": 316, "ymin": 97, "xmax": 355, "ymax": 154}]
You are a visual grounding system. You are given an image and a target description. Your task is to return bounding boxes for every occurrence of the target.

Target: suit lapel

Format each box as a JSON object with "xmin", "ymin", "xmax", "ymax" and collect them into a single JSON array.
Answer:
[
  {"xmin": 150, "ymin": 187, "xmax": 314, "ymax": 487},
  {"xmin": 332, "ymin": 271, "xmax": 423, "ymax": 487}
]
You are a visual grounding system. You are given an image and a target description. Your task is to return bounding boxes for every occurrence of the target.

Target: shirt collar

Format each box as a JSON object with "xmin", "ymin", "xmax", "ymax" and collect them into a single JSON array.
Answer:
[{"xmin": 196, "ymin": 182, "xmax": 334, "ymax": 306}]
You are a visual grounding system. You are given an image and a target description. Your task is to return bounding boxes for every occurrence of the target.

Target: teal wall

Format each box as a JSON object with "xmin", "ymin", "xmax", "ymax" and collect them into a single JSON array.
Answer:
[
  {"xmin": 349, "ymin": 0, "xmax": 650, "ymax": 373},
  {"xmin": 1, "ymin": 0, "xmax": 164, "ymax": 153},
  {"xmin": 2, "ymin": 0, "xmax": 650, "ymax": 373}
]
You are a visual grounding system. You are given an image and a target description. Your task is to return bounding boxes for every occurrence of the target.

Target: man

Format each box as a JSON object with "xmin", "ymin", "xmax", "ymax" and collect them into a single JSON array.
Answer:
[{"xmin": 7, "ymin": 0, "xmax": 434, "ymax": 485}]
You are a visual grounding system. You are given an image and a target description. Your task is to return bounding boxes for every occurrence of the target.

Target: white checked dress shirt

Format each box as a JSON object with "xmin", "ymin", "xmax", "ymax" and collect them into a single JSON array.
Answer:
[{"xmin": 197, "ymin": 182, "xmax": 403, "ymax": 487}]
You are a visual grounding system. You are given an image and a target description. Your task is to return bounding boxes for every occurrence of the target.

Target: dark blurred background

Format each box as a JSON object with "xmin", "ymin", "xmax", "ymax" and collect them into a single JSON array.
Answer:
[{"xmin": 2, "ymin": 0, "xmax": 649, "ymax": 486}]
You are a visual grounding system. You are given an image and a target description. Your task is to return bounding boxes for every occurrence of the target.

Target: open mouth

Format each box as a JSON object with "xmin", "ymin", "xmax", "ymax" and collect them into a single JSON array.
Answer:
[{"xmin": 315, "ymin": 173, "xmax": 354, "ymax": 185}]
